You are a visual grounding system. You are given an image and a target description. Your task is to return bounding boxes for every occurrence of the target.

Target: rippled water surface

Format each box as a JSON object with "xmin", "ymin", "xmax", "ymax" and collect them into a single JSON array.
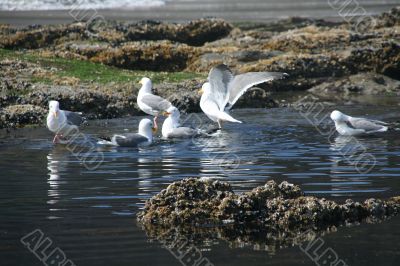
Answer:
[{"xmin": 1, "ymin": 105, "xmax": 400, "ymax": 266}]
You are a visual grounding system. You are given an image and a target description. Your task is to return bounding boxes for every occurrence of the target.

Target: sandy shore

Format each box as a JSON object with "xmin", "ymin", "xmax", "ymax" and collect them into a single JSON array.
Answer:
[{"xmin": 0, "ymin": 0, "xmax": 398, "ymax": 25}]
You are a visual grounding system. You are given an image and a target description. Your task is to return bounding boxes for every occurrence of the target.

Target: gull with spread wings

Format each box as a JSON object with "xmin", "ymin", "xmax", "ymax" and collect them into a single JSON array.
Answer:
[{"xmin": 199, "ymin": 64, "xmax": 288, "ymax": 128}]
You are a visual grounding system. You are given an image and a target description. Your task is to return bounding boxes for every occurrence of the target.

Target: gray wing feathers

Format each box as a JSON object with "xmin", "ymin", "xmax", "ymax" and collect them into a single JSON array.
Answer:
[
  {"xmin": 349, "ymin": 118, "xmax": 388, "ymax": 132},
  {"xmin": 64, "ymin": 111, "xmax": 83, "ymax": 126},
  {"xmin": 168, "ymin": 127, "xmax": 199, "ymax": 138},
  {"xmin": 115, "ymin": 133, "xmax": 149, "ymax": 147},
  {"xmin": 141, "ymin": 94, "xmax": 172, "ymax": 112},
  {"xmin": 227, "ymin": 72, "xmax": 287, "ymax": 108},
  {"xmin": 208, "ymin": 64, "xmax": 234, "ymax": 111}
]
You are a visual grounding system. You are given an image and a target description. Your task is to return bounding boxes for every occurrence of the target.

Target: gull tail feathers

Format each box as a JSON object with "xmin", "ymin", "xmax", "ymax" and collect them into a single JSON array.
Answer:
[{"xmin": 217, "ymin": 111, "xmax": 242, "ymax": 123}]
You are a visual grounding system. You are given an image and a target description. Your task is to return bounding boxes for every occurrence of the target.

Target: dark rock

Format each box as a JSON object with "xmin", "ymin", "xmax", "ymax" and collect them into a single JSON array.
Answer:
[
  {"xmin": 90, "ymin": 41, "xmax": 196, "ymax": 71},
  {"xmin": 137, "ymin": 178, "xmax": 400, "ymax": 228},
  {"xmin": 137, "ymin": 178, "xmax": 400, "ymax": 253},
  {"xmin": 309, "ymin": 72, "xmax": 400, "ymax": 96},
  {"xmin": 0, "ymin": 104, "xmax": 46, "ymax": 128}
]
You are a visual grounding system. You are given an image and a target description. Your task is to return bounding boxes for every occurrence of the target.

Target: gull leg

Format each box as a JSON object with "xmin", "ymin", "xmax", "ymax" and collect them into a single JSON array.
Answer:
[
  {"xmin": 52, "ymin": 134, "xmax": 60, "ymax": 144},
  {"xmin": 153, "ymin": 116, "xmax": 158, "ymax": 130},
  {"xmin": 218, "ymin": 120, "xmax": 222, "ymax": 129}
]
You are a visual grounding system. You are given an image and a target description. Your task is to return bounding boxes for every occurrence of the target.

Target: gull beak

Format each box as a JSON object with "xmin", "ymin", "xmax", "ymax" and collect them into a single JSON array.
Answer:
[
  {"xmin": 152, "ymin": 127, "xmax": 158, "ymax": 133},
  {"xmin": 53, "ymin": 111, "xmax": 58, "ymax": 118},
  {"xmin": 198, "ymin": 88, "xmax": 204, "ymax": 95},
  {"xmin": 163, "ymin": 111, "xmax": 171, "ymax": 117},
  {"xmin": 138, "ymin": 79, "xmax": 143, "ymax": 85}
]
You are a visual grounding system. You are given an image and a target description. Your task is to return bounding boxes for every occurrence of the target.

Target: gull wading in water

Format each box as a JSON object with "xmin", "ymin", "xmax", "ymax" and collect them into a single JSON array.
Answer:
[
  {"xmin": 46, "ymin": 100, "xmax": 84, "ymax": 143},
  {"xmin": 97, "ymin": 118, "xmax": 156, "ymax": 147},
  {"xmin": 137, "ymin": 77, "xmax": 174, "ymax": 130},
  {"xmin": 330, "ymin": 110, "xmax": 390, "ymax": 136},
  {"xmin": 162, "ymin": 106, "xmax": 203, "ymax": 139},
  {"xmin": 199, "ymin": 64, "xmax": 288, "ymax": 128}
]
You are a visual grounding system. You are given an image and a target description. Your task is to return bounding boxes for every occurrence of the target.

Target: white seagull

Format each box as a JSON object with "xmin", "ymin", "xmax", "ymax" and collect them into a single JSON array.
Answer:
[
  {"xmin": 97, "ymin": 118, "xmax": 156, "ymax": 147},
  {"xmin": 162, "ymin": 106, "xmax": 202, "ymax": 139},
  {"xmin": 137, "ymin": 77, "xmax": 173, "ymax": 130},
  {"xmin": 330, "ymin": 110, "xmax": 389, "ymax": 136},
  {"xmin": 46, "ymin": 100, "xmax": 84, "ymax": 143},
  {"xmin": 199, "ymin": 64, "xmax": 288, "ymax": 128}
]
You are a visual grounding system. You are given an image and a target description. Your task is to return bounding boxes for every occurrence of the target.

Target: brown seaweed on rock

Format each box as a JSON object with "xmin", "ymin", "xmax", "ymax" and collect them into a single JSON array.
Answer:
[{"xmin": 137, "ymin": 178, "xmax": 400, "ymax": 251}]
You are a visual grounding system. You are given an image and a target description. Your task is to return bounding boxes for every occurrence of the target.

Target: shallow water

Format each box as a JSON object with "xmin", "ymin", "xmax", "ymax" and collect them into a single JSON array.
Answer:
[{"xmin": 1, "ymin": 104, "xmax": 400, "ymax": 266}]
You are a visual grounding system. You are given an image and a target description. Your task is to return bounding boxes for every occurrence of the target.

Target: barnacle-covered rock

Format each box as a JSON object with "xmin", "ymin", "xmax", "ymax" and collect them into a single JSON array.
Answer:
[{"xmin": 137, "ymin": 178, "xmax": 400, "ymax": 228}]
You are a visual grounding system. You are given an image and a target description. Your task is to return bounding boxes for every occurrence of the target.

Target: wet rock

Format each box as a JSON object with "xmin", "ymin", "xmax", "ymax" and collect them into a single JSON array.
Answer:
[
  {"xmin": 0, "ymin": 104, "xmax": 46, "ymax": 128},
  {"xmin": 263, "ymin": 26, "xmax": 352, "ymax": 52},
  {"xmin": 137, "ymin": 178, "xmax": 400, "ymax": 228},
  {"xmin": 345, "ymin": 41, "xmax": 400, "ymax": 80},
  {"xmin": 90, "ymin": 41, "xmax": 196, "ymax": 71},
  {"xmin": 1, "ymin": 19, "xmax": 232, "ymax": 50},
  {"xmin": 309, "ymin": 72, "xmax": 400, "ymax": 96},
  {"xmin": 91, "ymin": 18, "xmax": 233, "ymax": 46},
  {"xmin": 0, "ymin": 23, "xmax": 86, "ymax": 49},
  {"xmin": 375, "ymin": 6, "xmax": 400, "ymax": 28}
]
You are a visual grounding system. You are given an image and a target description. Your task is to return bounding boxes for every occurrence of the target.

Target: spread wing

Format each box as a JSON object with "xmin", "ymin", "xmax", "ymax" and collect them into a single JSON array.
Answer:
[
  {"xmin": 64, "ymin": 110, "xmax": 84, "ymax": 126},
  {"xmin": 114, "ymin": 133, "xmax": 149, "ymax": 147},
  {"xmin": 208, "ymin": 64, "xmax": 234, "ymax": 111},
  {"xmin": 348, "ymin": 117, "xmax": 388, "ymax": 132},
  {"xmin": 141, "ymin": 94, "xmax": 172, "ymax": 112},
  {"xmin": 227, "ymin": 72, "xmax": 288, "ymax": 110}
]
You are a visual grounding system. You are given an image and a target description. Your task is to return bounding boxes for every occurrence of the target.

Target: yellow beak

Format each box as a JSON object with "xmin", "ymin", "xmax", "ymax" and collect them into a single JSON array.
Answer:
[
  {"xmin": 152, "ymin": 127, "xmax": 157, "ymax": 133},
  {"xmin": 198, "ymin": 88, "xmax": 204, "ymax": 95},
  {"xmin": 53, "ymin": 111, "xmax": 58, "ymax": 118},
  {"xmin": 162, "ymin": 111, "xmax": 171, "ymax": 117}
]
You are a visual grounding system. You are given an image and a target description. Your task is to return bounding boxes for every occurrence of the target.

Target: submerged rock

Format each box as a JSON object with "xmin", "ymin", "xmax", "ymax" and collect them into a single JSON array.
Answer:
[{"xmin": 137, "ymin": 178, "xmax": 400, "ymax": 228}]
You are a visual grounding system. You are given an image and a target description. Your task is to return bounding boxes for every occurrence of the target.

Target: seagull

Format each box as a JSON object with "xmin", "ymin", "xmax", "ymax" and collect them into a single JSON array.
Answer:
[
  {"xmin": 137, "ymin": 77, "xmax": 173, "ymax": 130},
  {"xmin": 330, "ymin": 110, "xmax": 389, "ymax": 136},
  {"xmin": 199, "ymin": 64, "xmax": 288, "ymax": 128},
  {"xmin": 162, "ymin": 106, "xmax": 202, "ymax": 139},
  {"xmin": 97, "ymin": 118, "xmax": 156, "ymax": 147},
  {"xmin": 46, "ymin": 100, "xmax": 84, "ymax": 143}
]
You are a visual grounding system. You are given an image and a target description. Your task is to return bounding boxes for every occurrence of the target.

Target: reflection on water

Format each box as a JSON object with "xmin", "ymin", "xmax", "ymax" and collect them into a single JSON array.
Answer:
[{"xmin": 1, "ymin": 105, "xmax": 400, "ymax": 266}]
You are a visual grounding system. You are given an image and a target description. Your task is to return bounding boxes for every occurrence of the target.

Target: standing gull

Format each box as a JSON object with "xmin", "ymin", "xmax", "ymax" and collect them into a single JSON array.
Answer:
[
  {"xmin": 137, "ymin": 77, "xmax": 173, "ymax": 130},
  {"xmin": 330, "ymin": 110, "xmax": 389, "ymax": 136},
  {"xmin": 199, "ymin": 64, "xmax": 288, "ymax": 128},
  {"xmin": 97, "ymin": 118, "xmax": 156, "ymax": 147},
  {"xmin": 46, "ymin": 100, "xmax": 84, "ymax": 143},
  {"xmin": 162, "ymin": 106, "xmax": 202, "ymax": 139}
]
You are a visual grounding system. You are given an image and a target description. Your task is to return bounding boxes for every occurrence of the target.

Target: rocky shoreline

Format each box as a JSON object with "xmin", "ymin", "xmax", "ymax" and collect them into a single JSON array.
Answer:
[
  {"xmin": 137, "ymin": 178, "xmax": 400, "ymax": 251},
  {"xmin": 1, "ymin": 7, "xmax": 399, "ymax": 129}
]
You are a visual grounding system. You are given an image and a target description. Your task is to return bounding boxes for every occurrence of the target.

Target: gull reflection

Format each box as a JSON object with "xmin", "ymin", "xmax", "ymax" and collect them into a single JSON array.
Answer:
[
  {"xmin": 328, "ymin": 135, "xmax": 389, "ymax": 196},
  {"xmin": 46, "ymin": 146, "xmax": 70, "ymax": 218}
]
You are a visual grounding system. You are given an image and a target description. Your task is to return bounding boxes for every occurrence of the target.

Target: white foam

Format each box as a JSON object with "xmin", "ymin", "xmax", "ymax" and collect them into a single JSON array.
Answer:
[{"xmin": 0, "ymin": 0, "xmax": 167, "ymax": 11}]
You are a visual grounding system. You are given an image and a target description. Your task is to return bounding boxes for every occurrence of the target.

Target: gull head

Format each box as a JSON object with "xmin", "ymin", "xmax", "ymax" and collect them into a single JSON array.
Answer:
[
  {"xmin": 138, "ymin": 118, "xmax": 156, "ymax": 137},
  {"xmin": 166, "ymin": 106, "xmax": 180, "ymax": 119},
  {"xmin": 138, "ymin": 77, "xmax": 152, "ymax": 93},
  {"xmin": 330, "ymin": 110, "xmax": 347, "ymax": 122},
  {"xmin": 48, "ymin": 100, "xmax": 60, "ymax": 118},
  {"xmin": 199, "ymin": 82, "xmax": 211, "ymax": 95}
]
